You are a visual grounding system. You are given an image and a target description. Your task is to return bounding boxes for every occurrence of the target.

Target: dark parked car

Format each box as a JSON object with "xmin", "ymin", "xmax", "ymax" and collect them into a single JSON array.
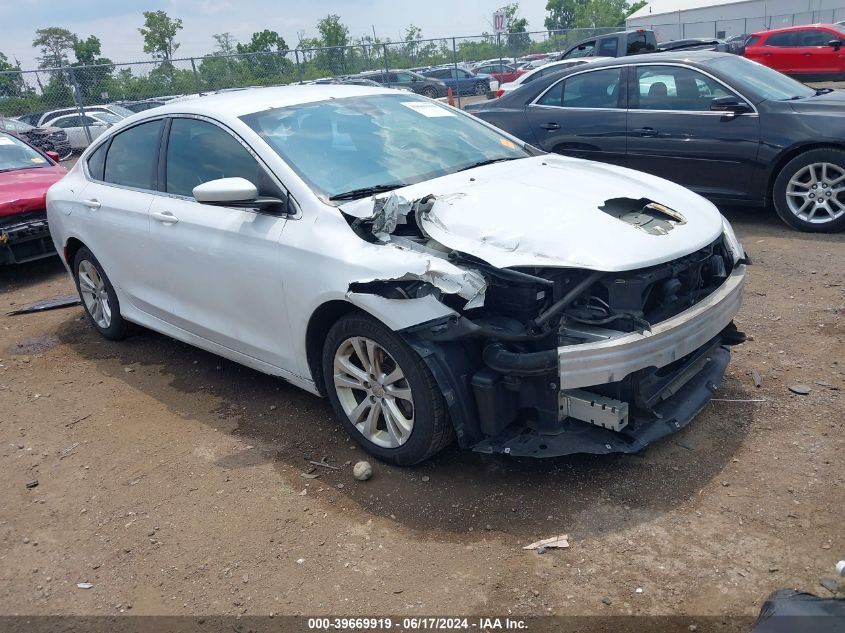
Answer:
[
  {"xmin": 561, "ymin": 28, "xmax": 657, "ymax": 59},
  {"xmin": 0, "ymin": 117, "xmax": 72, "ymax": 160},
  {"xmin": 468, "ymin": 51, "xmax": 845, "ymax": 232},
  {"xmin": 420, "ymin": 66, "xmax": 492, "ymax": 96},
  {"xmin": 356, "ymin": 70, "xmax": 447, "ymax": 98}
]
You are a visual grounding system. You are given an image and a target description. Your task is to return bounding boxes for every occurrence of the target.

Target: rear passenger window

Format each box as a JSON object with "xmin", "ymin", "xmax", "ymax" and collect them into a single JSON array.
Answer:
[
  {"xmin": 103, "ymin": 119, "xmax": 163, "ymax": 190},
  {"xmin": 165, "ymin": 118, "xmax": 276, "ymax": 199},
  {"xmin": 598, "ymin": 38, "xmax": 619, "ymax": 56},
  {"xmin": 87, "ymin": 141, "xmax": 107, "ymax": 181},
  {"xmin": 765, "ymin": 32, "xmax": 795, "ymax": 47},
  {"xmin": 539, "ymin": 69, "xmax": 622, "ymax": 108}
]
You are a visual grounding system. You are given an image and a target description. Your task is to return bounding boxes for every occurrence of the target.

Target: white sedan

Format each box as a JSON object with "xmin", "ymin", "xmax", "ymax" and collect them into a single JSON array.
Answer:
[
  {"xmin": 496, "ymin": 57, "xmax": 613, "ymax": 97},
  {"xmin": 42, "ymin": 111, "xmax": 122, "ymax": 151},
  {"xmin": 47, "ymin": 85, "xmax": 746, "ymax": 465}
]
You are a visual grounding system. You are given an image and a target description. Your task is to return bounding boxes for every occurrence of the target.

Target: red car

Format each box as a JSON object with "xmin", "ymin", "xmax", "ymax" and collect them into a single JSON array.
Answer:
[
  {"xmin": 470, "ymin": 62, "xmax": 527, "ymax": 84},
  {"xmin": 744, "ymin": 24, "xmax": 845, "ymax": 81},
  {"xmin": 0, "ymin": 132, "xmax": 67, "ymax": 264}
]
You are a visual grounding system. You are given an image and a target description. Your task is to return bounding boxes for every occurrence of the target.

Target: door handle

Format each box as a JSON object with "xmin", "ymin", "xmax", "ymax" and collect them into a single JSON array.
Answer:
[
  {"xmin": 802, "ymin": 52, "xmax": 813, "ymax": 56},
  {"xmin": 152, "ymin": 211, "xmax": 179, "ymax": 224},
  {"xmin": 634, "ymin": 127, "xmax": 658, "ymax": 137},
  {"xmin": 539, "ymin": 122, "xmax": 560, "ymax": 131},
  {"xmin": 82, "ymin": 199, "xmax": 101, "ymax": 210}
]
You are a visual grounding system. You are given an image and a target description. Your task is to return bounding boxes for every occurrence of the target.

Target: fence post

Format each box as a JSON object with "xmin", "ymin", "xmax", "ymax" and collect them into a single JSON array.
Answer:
[
  {"xmin": 294, "ymin": 49, "xmax": 303, "ymax": 83},
  {"xmin": 383, "ymin": 43, "xmax": 390, "ymax": 86},
  {"xmin": 497, "ymin": 33, "xmax": 503, "ymax": 68},
  {"xmin": 451, "ymin": 37, "xmax": 461, "ymax": 109},
  {"xmin": 66, "ymin": 65, "xmax": 92, "ymax": 145},
  {"xmin": 190, "ymin": 57, "xmax": 201, "ymax": 94}
]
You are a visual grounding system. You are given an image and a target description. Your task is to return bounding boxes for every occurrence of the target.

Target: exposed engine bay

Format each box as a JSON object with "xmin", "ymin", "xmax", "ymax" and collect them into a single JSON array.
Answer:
[{"xmin": 340, "ymin": 191, "xmax": 747, "ymax": 457}]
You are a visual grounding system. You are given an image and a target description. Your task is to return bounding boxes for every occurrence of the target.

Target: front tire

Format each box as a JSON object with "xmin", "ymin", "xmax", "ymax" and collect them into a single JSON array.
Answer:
[
  {"xmin": 322, "ymin": 314, "xmax": 453, "ymax": 465},
  {"xmin": 773, "ymin": 148, "xmax": 845, "ymax": 233},
  {"xmin": 73, "ymin": 247, "xmax": 128, "ymax": 340}
]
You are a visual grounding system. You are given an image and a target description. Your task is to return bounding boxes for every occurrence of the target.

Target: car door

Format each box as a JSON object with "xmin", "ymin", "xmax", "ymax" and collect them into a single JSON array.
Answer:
[
  {"xmin": 755, "ymin": 31, "xmax": 795, "ymax": 72},
  {"xmin": 73, "ymin": 119, "xmax": 164, "ymax": 316},
  {"xmin": 392, "ymin": 72, "xmax": 417, "ymax": 91},
  {"xmin": 146, "ymin": 116, "xmax": 294, "ymax": 369},
  {"xmin": 626, "ymin": 64, "xmax": 760, "ymax": 201},
  {"xmin": 790, "ymin": 28, "xmax": 843, "ymax": 74},
  {"xmin": 524, "ymin": 66, "xmax": 628, "ymax": 166}
]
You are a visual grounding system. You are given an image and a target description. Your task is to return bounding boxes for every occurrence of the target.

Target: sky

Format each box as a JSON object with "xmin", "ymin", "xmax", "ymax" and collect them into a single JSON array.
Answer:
[{"xmin": 2, "ymin": 0, "xmax": 557, "ymax": 70}]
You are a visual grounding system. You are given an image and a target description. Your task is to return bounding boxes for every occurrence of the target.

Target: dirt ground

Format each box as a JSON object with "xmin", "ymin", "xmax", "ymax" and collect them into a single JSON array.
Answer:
[{"xmin": 0, "ymin": 206, "xmax": 843, "ymax": 621}]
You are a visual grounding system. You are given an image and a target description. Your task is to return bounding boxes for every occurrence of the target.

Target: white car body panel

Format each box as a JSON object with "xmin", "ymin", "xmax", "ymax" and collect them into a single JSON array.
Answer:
[
  {"xmin": 46, "ymin": 84, "xmax": 740, "ymax": 398},
  {"xmin": 339, "ymin": 154, "xmax": 723, "ymax": 271}
]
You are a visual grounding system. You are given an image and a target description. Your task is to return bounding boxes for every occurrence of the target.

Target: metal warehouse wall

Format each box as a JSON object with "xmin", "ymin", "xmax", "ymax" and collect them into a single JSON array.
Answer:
[{"xmin": 627, "ymin": 0, "xmax": 845, "ymax": 41}]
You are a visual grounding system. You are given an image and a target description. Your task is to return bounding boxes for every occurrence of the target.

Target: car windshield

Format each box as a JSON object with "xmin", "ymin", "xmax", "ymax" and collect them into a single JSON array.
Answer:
[
  {"xmin": 241, "ymin": 93, "xmax": 529, "ymax": 200},
  {"xmin": 94, "ymin": 112, "xmax": 122, "ymax": 124},
  {"xmin": 107, "ymin": 104, "xmax": 134, "ymax": 118},
  {"xmin": 0, "ymin": 133, "xmax": 50, "ymax": 172},
  {"xmin": 706, "ymin": 55, "xmax": 815, "ymax": 101}
]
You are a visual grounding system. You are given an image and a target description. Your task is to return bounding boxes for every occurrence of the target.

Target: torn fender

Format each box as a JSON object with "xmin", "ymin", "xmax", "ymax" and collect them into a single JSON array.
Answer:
[{"xmin": 345, "ymin": 293, "xmax": 457, "ymax": 331}]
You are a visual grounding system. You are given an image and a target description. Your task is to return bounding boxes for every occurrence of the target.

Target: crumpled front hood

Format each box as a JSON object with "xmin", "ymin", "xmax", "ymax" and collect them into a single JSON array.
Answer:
[
  {"xmin": 0, "ymin": 165, "xmax": 67, "ymax": 218},
  {"xmin": 340, "ymin": 155, "xmax": 724, "ymax": 272}
]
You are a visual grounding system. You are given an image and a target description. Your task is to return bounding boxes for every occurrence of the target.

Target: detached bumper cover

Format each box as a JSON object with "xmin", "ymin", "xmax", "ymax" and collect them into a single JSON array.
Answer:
[{"xmin": 558, "ymin": 264, "xmax": 746, "ymax": 389}]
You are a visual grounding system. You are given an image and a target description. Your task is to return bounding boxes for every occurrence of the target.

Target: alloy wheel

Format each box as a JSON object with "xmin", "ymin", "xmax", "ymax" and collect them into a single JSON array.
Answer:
[
  {"xmin": 332, "ymin": 336, "xmax": 414, "ymax": 449},
  {"xmin": 785, "ymin": 162, "xmax": 845, "ymax": 224},
  {"xmin": 78, "ymin": 259, "xmax": 112, "ymax": 329}
]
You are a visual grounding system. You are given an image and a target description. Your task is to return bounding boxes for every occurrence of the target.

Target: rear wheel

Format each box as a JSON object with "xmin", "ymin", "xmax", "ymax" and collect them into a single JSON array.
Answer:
[
  {"xmin": 422, "ymin": 86, "xmax": 437, "ymax": 98},
  {"xmin": 474, "ymin": 81, "xmax": 487, "ymax": 95},
  {"xmin": 773, "ymin": 149, "xmax": 845, "ymax": 232},
  {"xmin": 73, "ymin": 247, "xmax": 128, "ymax": 340},
  {"xmin": 322, "ymin": 314, "xmax": 453, "ymax": 465}
]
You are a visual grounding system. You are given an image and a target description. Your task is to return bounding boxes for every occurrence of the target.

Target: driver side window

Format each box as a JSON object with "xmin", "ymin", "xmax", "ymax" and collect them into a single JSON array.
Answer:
[{"xmin": 165, "ymin": 117, "xmax": 277, "ymax": 199}]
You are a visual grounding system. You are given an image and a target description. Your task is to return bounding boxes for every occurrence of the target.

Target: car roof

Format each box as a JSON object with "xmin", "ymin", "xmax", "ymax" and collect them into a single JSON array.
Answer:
[
  {"xmin": 750, "ymin": 23, "xmax": 840, "ymax": 36},
  {"xmin": 133, "ymin": 84, "xmax": 401, "ymax": 120}
]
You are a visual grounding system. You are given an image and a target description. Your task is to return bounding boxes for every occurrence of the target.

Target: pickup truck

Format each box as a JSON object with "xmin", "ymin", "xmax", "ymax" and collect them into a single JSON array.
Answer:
[{"xmin": 561, "ymin": 29, "xmax": 657, "ymax": 59}]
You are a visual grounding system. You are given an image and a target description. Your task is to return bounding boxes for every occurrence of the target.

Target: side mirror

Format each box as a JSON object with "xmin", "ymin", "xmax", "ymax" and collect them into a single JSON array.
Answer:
[
  {"xmin": 710, "ymin": 95, "xmax": 753, "ymax": 115},
  {"xmin": 45, "ymin": 150, "xmax": 61, "ymax": 162},
  {"xmin": 193, "ymin": 177, "xmax": 287, "ymax": 214},
  {"xmin": 828, "ymin": 39, "xmax": 843, "ymax": 50}
]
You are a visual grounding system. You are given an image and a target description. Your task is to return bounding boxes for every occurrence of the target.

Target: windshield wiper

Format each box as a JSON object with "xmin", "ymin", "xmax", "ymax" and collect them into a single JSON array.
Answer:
[
  {"xmin": 814, "ymin": 88, "xmax": 833, "ymax": 95},
  {"xmin": 456, "ymin": 157, "xmax": 520, "ymax": 172},
  {"xmin": 329, "ymin": 183, "xmax": 408, "ymax": 201}
]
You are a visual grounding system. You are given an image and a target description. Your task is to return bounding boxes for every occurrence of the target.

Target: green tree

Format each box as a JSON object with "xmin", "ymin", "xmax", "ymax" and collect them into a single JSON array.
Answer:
[
  {"xmin": 315, "ymin": 14, "xmax": 350, "ymax": 73},
  {"xmin": 212, "ymin": 32, "xmax": 238, "ymax": 55},
  {"xmin": 574, "ymin": 0, "xmax": 644, "ymax": 28},
  {"xmin": 544, "ymin": 0, "xmax": 586, "ymax": 31},
  {"xmin": 32, "ymin": 27, "xmax": 78, "ymax": 68},
  {"xmin": 139, "ymin": 10, "xmax": 183, "ymax": 62},
  {"xmin": 236, "ymin": 30, "xmax": 288, "ymax": 54},
  {"xmin": 232, "ymin": 30, "xmax": 292, "ymax": 83},
  {"xmin": 500, "ymin": 3, "xmax": 530, "ymax": 52},
  {"xmin": 71, "ymin": 36, "xmax": 114, "ymax": 103},
  {"xmin": 0, "ymin": 52, "xmax": 27, "ymax": 98}
]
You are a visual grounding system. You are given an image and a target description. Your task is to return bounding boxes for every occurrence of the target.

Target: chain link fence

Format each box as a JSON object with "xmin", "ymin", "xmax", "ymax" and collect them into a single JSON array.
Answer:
[
  {"xmin": 629, "ymin": 7, "xmax": 845, "ymax": 41},
  {"xmin": 0, "ymin": 27, "xmax": 622, "ymax": 155}
]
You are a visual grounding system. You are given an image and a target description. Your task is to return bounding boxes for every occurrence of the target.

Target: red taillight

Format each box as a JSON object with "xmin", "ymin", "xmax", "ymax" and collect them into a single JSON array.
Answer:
[{"xmin": 496, "ymin": 89, "xmax": 504, "ymax": 97}]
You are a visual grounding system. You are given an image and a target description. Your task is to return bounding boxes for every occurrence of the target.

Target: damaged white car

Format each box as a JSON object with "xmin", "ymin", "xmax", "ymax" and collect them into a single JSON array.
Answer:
[{"xmin": 47, "ymin": 86, "xmax": 747, "ymax": 465}]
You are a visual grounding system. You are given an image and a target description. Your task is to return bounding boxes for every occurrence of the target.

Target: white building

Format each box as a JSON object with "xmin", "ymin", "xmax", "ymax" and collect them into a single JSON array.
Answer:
[{"xmin": 626, "ymin": 0, "xmax": 845, "ymax": 41}]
